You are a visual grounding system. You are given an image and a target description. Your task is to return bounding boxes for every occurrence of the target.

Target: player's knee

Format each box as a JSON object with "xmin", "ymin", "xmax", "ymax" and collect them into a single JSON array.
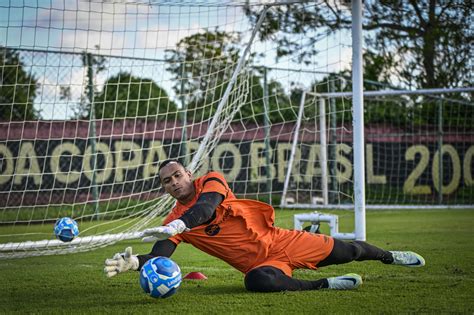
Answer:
[
  {"xmin": 350, "ymin": 241, "xmax": 364, "ymax": 260},
  {"xmin": 244, "ymin": 267, "xmax": 280, "ymax": 292}
]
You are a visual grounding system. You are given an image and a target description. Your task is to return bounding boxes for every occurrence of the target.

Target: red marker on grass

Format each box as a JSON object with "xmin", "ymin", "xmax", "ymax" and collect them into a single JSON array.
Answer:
[{"xmin": 183, "ymin": 272, "xmax": 208, "ymax": 280}]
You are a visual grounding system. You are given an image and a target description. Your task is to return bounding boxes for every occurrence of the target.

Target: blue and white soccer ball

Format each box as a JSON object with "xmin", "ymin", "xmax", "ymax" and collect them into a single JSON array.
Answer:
[
  {"xmin": 54, "ymin": 217, "xmax": 79, "ymax": 242},
  {"xmin": 140, "ymin": 256, "xmax": 182, "ymax": 298}
]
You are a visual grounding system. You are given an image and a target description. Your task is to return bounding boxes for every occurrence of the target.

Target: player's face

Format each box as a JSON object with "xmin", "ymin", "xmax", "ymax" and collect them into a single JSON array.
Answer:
[{"xmin": 159, "ymin": 163, "xmax": 195, "ymax": 204}]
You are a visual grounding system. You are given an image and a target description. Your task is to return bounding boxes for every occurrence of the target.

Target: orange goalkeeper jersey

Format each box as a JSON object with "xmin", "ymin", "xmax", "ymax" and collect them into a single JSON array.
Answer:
[{"xmin": 163, "ymin": 172, "xmax": 333, "ymax": 276}]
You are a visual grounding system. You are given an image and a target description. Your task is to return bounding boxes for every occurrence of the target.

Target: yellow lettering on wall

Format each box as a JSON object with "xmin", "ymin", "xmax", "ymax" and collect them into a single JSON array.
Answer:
[
  {"xmin": 304, "ymin": 144, "xmax": 322, "ymax": 183},
  {"xmin": 0, "ymin": 144, "xmax": 14, "ymax": 185},
  {"xmin": 13, "ymin": 142, "xmax": 42, "ymax": 185},
  {"xmin": 250, "ymin": 143, "xmax": 275, "ymax": 182},
  {"xmin": 211, "ymin": 143, "xmax": 241, "ymax": 181},
  {"xmin": 432, "ymin": 144, "xmax": 461, "ymax": 194},
  {"xmin": 366, "ymin": 144, "xmax": 387, "ymax": 184},
  {"xmin": 50, "ymin": 142, "xmax": 81, "ymax": 184},
  {"xmin": 187, "ymin": 141, "xmax": 208, "ymax": 177},
  {"xmin": 277, "ymin": 143, "xmax": 301, "ymax": 183},
  {"xmin": 403, "ymin": 145, "xmax": 431, "ymax": 195},
  {"xmin": 114, "ymin": 141, "xmax": 142, "ymax": 182},
  {"xmin": 83, "ymin": 142, "xmax": 113, "ymax": 184},
  {"xmin": 336, "ymin": 143, "xmax": 352, "ymax": 184},
  {"xmin": 143, "ymin": 141, "xmax": 168, "ymax": 180},
  {"xmin": 464, "ymin": 145, "xmax": 473, "ymax": 186}
]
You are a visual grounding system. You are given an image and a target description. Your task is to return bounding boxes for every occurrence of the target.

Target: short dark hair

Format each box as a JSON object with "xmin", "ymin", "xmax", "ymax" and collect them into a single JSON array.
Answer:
[
  {"xmin": 158, "ymin": 159, "xmax": 185, "ymax": 172},
  {"xmin": 157, "ymin": 159, "xmax": 187, "ymax": 185}
]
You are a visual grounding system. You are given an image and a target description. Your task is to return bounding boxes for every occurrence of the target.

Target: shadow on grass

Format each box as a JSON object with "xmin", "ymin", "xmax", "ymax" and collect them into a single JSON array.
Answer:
[{"xmin": 183, "ymin": 283, "xmax": 247, "ymax": 295}]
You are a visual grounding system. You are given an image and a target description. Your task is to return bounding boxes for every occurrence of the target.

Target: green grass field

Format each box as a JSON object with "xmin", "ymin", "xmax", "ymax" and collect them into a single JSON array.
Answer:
[{"xmin": 1, "ymin": 209, "xmax": 473, "ymax": 314}]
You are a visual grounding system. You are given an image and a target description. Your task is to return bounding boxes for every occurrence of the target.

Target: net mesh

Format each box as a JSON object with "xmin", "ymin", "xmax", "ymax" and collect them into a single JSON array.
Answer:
[
  {"xmin": 1, "ymin": 1, "xmax": 471, "ymax": 259},
  {"xmin": 1, "ymin": 1, "xmax": 351, "ymax": 258}
]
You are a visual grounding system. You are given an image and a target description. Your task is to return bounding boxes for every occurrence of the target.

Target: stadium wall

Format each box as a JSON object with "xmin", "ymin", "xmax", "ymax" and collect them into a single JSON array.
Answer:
[{"xmin": 0, "ymin": 120, "xmax": 472, "ymax": 206}]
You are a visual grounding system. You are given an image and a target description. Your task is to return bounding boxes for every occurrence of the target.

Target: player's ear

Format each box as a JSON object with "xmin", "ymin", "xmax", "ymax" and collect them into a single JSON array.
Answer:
[{"xmin": 185, "ymin": 168, "xmax": 192, "ymax": 178}]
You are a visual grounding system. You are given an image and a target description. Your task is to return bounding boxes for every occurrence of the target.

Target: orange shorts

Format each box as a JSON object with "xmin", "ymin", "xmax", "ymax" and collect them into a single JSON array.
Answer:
[{"xmin": 250, "ymin": 228, "xmax": 334, "ymax": 277}]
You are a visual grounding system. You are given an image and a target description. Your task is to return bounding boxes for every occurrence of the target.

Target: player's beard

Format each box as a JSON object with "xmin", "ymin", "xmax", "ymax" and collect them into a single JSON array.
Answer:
[{"xmin": 172, "ymin": 185, "xmax": 194, "ymax": 204}]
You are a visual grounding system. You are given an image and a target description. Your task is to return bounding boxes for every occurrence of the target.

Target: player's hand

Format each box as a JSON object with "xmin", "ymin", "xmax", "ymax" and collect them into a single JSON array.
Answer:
[
  {"xmin": 104, "ymin": 246, "xmax": 139, "ymax": 278},
  {"xmin": 141, "ymin": 219, "xmax": 188, "ymax": 242}
]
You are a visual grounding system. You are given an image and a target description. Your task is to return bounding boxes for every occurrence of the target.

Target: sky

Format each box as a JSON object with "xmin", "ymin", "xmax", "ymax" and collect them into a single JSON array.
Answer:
[{"xmin": 0, "ymin": 0, "xmax": 352, "ymax": 119}]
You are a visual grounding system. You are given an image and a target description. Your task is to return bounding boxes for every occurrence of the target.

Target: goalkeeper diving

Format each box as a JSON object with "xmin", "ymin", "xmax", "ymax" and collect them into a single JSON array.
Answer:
[{"xmin": 104, "ymin": 159, "xmax": 425, "ymax": 292}]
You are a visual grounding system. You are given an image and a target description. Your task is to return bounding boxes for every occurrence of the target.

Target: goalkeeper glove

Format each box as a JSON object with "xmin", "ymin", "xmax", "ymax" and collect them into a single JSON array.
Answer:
[
  {"xmin": 104, "ymin": 246, "xmax": 139, "ymax": 278},
  {"xmin": 141, "ymin": 219, "xmax": 188, "ymax": 242}
]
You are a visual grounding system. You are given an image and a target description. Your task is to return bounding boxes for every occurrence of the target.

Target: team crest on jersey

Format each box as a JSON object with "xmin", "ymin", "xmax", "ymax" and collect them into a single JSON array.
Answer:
[{"xmin": 205, "ymin": 224, "xmax": 220, "ymax": 236}]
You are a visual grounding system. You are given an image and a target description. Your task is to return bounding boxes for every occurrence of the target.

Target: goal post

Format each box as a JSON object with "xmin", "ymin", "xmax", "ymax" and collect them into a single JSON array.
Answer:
[{"xmin": 284, "ymin": 0, "xmax": 367, "ymax": 241}]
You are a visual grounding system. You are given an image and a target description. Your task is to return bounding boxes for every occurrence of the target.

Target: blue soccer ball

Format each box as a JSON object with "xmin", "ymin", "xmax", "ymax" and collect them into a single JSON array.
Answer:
[
  {"xmin": 140, "ymin": 257, "xmax": 182, "ymax": 298},
  {"xmin": 54, "ymin": 217, "xmax": 79, "ymax": 242}
]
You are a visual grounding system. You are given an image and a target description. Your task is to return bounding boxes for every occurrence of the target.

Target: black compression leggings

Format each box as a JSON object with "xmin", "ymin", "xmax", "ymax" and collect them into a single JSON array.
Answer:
[
  {"xmin": 317, "ymin": 238, "xmax": 393, "ymax": 267},
  {"xmin": 244, "ymin": 266, "xmax": 328, "ymax": 292},
  {"xmin": 244, "ymin": 239, "xmax": 393, "ymax": 292}
]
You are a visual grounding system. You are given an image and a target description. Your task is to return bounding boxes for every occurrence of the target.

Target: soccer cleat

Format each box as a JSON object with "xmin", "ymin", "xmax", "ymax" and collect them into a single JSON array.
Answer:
[
  {"xmin": 327, "ymin": 273, "xmax": 362, "ymax": 290},
  {"xmin": 389, "ymin": 251, "xmax": 425, "ymax": 267}
]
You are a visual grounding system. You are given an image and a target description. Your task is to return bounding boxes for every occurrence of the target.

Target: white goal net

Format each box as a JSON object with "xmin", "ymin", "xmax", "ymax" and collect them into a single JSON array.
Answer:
[
  {"xmin": 0, "ymin": 1, "xmax": 356, "ymax": 258},
  {"xmin": 0, "ymin": 1, "xmax": 472, "ymax": 258}
]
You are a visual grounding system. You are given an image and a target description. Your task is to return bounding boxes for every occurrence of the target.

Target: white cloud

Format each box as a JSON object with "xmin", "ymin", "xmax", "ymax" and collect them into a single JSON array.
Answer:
[
  {"xmin": 1, "ymin": 1, "xmax": 355, "ymax": 117},
  {"xmin": 34, "ymin": 64, "xmax": 86, "ymax": 119}
]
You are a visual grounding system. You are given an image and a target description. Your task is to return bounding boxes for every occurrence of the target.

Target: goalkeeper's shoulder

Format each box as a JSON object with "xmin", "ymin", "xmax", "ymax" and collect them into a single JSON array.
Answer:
[
  {"xmin": 200, "ymin": 171, "xmax": 230, "ymax": 190},
  {"xmin": 203, "ymin": 171, "xmax": 227, "ymax": 181}
]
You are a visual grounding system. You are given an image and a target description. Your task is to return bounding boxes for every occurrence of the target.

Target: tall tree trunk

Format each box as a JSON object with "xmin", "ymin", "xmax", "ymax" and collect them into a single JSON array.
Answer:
[{"xmin": 422, "ymin": 0, "xmax": 437, "ymax": 88}]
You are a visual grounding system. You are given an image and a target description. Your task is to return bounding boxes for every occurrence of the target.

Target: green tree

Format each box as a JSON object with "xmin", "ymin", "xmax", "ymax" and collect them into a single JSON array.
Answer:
[
  {"xmin": 0, "ymin": 47, "xmax": 39, "ymax": 120},
  {"xmin": 166, "ymin": 30, "xmax": 242, "ymax": 121},
  {"xmin": 290, "ymin": 50, "xmax": 410, "ymax": 125},
  {"xmin": 94, "ymin": 72, "xmax": 177, "ymax": 119},
  {"xmin": 237, "ymin": 73, "xmax": 295, "ymax": 124},
  {"xmin": 244, "ymin": 1, "xmax": 472, "ymax": 89},
  {"xmin": 67, "ymin": 51, "xmax": 106, "ymax": 119},
  {"xmin": 166, "ymin": 30, "xmax": 294, "ymax": 123}
]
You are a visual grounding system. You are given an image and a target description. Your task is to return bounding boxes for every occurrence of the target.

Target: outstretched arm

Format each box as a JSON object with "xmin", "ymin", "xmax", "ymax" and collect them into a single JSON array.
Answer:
[
  {"xmin": 105, "ymin": 192, "xmax": 223, "ymax": 277},
  {"xmin": 179, "ymin": 192, "xmax": 223, "ymax": 228},
  {"xmin": 104, "ymin": 239, "xmax": 178, "ymax": 277},
  {"xmin": 142, "ymin": 192, "xmax": 223, "ymax": 241},
  {"xmin": 137, "ymin": 239, "xmax": 177, "ymax": 269}
]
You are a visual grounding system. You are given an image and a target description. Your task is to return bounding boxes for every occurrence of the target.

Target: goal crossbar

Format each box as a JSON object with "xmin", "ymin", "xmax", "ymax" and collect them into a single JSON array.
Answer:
[{"xmin": 307, "ymin": 86, "xmax": 474, "ymax": 98}]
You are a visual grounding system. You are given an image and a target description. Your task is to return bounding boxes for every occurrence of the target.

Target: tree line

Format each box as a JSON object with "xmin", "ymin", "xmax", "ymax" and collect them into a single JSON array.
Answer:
[{"xmin": 1, "ymin": 1, "xmax": 471, "ymax": 125}]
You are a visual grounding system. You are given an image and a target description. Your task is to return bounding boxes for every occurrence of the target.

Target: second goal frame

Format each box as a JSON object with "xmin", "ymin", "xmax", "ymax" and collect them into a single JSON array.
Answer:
[{"xmin": 281, "ymin": 86, "xmax": 474, "ymax": 241}]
